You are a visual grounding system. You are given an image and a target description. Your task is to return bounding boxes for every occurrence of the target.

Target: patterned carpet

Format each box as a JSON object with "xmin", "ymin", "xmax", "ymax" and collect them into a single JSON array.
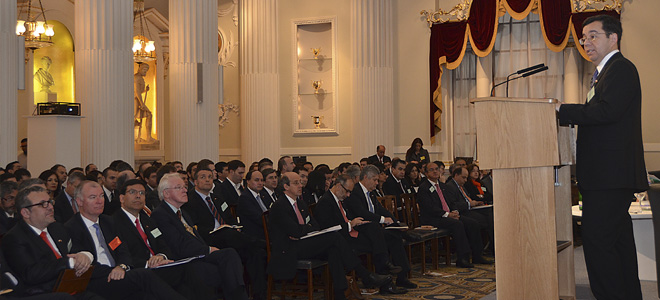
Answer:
[{"xmin": 364, "ymin": 263, "xmax": 496, "ymax": 300}]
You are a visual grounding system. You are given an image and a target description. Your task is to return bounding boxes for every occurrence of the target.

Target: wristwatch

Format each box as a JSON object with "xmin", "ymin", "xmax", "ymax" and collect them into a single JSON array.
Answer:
[{"xmin": 118, "ymin": 264, "xmax": 130, "ymax": 271}]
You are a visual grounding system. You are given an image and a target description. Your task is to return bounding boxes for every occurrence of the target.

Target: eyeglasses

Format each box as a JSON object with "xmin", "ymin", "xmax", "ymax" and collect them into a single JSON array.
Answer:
[
  {"xmin": 126, "ymin": 189, "xmax": 146, "ymax": 196},
  {"xmin": 166, "ymin": 185, "xmax": 187, "ymax": 191},
  {"xmin": 24, "ymin": 199, "xmax": 54, "ymax": 209},
  {"xmin": 579, "ymin": 32, "xmax": 607, "ymax": 45},
  {"xmin": 339, "ymin": 183, "xmax": 352, "ymax": 194}
]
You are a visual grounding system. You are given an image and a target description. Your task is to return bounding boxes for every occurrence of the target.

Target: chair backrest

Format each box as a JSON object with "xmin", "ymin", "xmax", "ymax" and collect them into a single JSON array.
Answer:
[
  {"xmin": 400, "ymin": 193, "xmax": 416, "ymax": 228},
  {"xmin": 404, "ymin": 194, "xmax": 422, "ymax": 228},
  {"xmin": 646, "ymin": 184, "xmax": 660, "ymax": 298},
  {"xmin": 229, "ymin": 204, "xmax": 238, "ymax": 219},
  {"xmin": 308, "ymin": 203, "xmax": 317, "ymax": 218},
  {"xmin": 261, "ymin": 211, "xmax": 271, "ymax": 262},
  {"xmin": 378, "ymin": 195, "xmax": 397, "ymax": 217}
]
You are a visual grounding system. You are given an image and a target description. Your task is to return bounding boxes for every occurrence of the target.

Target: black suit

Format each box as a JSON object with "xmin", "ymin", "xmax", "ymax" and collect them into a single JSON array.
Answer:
[
  {"xmin": 0, "ymin": 209, "xmax": 17, "ymax": 235},
  {"xmin": 343, "ymin": 182, "xmax": 397, "ymax": 224},
  {"xmin": 53, "ymin": 191, "xmax": 76, "ymax": 224},
  {"xmin": 112, "ymin": 209, "xmax": 216, "ymax": 299},
  {"xmin": 314, "ymin": 191, "xmax": 410, "ymax": 276},
  {"xmin": 219, "ymin": 179, "xmax": 242, "ymax": 206},
  {"xmin": 445, "ymin": 179, "xmax": 494, "ymax": 250},
  {"xmin": 416, "ymin": 179, "xmax": 483, "ymax": 259},
  {"xmin": 259, "ymin": 189, "xmax": 276, "ymax": 208},
  {"xmin": 237, "ymin": 189, "xmax": 268, "ymax": 241},
  {"xmin": 150, "ymin": 203, "xmax": 248, "ymax": 300},
  {"xmin": 367, "ymin": 154, "xmax": 391, "ymax": 165},
  {"xmin": 101, "ymin": 188, "xmax": 120, "ymax": 216},
  {"xmin": 64, "ymin": 213, "xmax": 188, "ymax": 299},
  {"xmin": 267, "ymin": 196, "xmax": 361, "ymax": 292},
  {"xmin": 182, "ymin": 189, "xmax": 266, "ymax": 298},
  {"xmin": 383, "ymin": 174, "xmax": 413, "ymax": 220},
  {"xmin": 558, "ymin": 51, "xmax": 647, "ymax": 299},
  {"xmin": 144, "ymin": 189, "xmax": 161, "ymax": 211}
]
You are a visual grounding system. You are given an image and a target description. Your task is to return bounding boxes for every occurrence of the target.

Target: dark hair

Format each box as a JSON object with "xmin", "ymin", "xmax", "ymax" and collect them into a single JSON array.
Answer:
[
  {"xmin": 102, "ymin": 167, "xmax": 117, "ymax": 178},
  {"xmin": 245, "ymin": 170, "xmax": 262, "ymax": 181},
  {"xmin": 68, "ymin": 167, "xmax": 84, "ymax": 176},
  {"xmin": 306, "ymin": 170, "xmax": 326, "ymax": 196},
  {"xmin": 67, "ymin": 171, "xmax": 86, "ymax": 184},
  {"xmin": 119, "ymin": 179, "xmax": 146, "ymax": 196},
  {"xmin": 261, "ymin": 168, "xmax": 277, "ymax": 179},
  {"xmin": 143, "ymin": 166, "xmax": 158, "ymax": 181},
  {"xmin": 115, "ymin": 162, "xmax": 134, "ymax": 173},
  {"xmin": 0, "ymin": 173, "xmax": 15, "ymax": 182},
  {"xmin": 186, "ymin": 162, "xmax": 198, "ymax": 174},
  {"xmin": 278, "ymin": 173, "xmax": 291, "ymax": 190},
  {"xmin": 215, "ymin": 161, "xmax": 227, "ymax": 173},
  {"xmin": 391, "ymin": 159, "xmax": 406, "ymax": 169},
  {"xmin": 293, "ymin": 166, "xmax": 307, "ymax": 174},
  {"xmin": 14, "ymin": 168, "xmax": 31, "ymax": 180},
  {"xmin": 84, "ymin": 164, "xmax": 96, "ymax": 174},
  {"xmin": 359, "ymin": 158, "xmax": 368, "ymax": 163},
  {"xmin": 109, "ymin": 160, "xmax": 126, "ymax": 169},
  {"xmin": 18, "ymin": 178, "xmax": 44, "ymax": 191},
  {"xmin": 38, "ymin": 170, "xmax": 60, "ymax": 196},
  {"xmin": 16, "ymin": 186, "xmax": 47, "ymax": 211},
  {"xmin": 303, "ymin": 162, "xmax": 313, "ymax": 168},
  {"xmin": 227, "ymin": 160, "xmax": 245, "ymax": 172},
  {"xmin": 258, "ymin": 161, "xmax": 273, "ymax": 171},
  {"xmin": 372, "ymin": 162, "xmax": 385, "ymax": 174},
  {"xmin": 193, "ymin": 167, "xmax": 213, "ymax": 180},
  {"xmin": 405, "ymin": 162, "xmax": 420, "ymax": 186},
  {"xmin": 337, "ymin": 162, "xmax": 351, "ymax": 174},
  {"xmin": 0, "ymin": 181, "xmax": 18, "ymax": 199},
  {"xmin": 156, "ymin": 165, "xmax": 177, "ymax": 184},
  {"xmin": 583, "ymin": 14, "xmax": 622, "ymax": 49},
  {"xmin": 405, "ymin": 137, "xmax": 424, "ymax": 159},
  {"xmin": 258, "ymin": 158, "xmax": 273, "ymax": 165},
  {"xmin": 198, "ymin": 159, "xmax": 215, "ymax": 170},
  {"xmin": 314, "ymin": 164, "xmax": 330, "ymax": 171},
  {"xmin": 86, "ymin": 170, "xmax": 103, "ymax": 182},
  {"xmin": 20, "ymin": 138, "xmax": 27, "ymax": 143},
  {"xmin": 451, "ymin": 166, "xmax": 466, "ymax": 178},
  {"xmin": 434, "ymin": 161, "xmax": 445, "ymax": 169},
  {"xmin": 5, "ymin": 161, "xmax": 19, "ymax": 171},
  {"xmin": 50, "ymin": 164, "xmax": 65, "ymax": 173},
  {"xmin": 277, "ymin": 156, "xmax": 291, "ymax": 172},
  {"xmin": 334, "ymin": 174, "xmax": 351, "ymax": 187}
]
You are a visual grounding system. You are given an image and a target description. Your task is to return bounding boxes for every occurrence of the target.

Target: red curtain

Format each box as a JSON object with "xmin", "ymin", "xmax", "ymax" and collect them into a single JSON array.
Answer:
[{"xmin": 428, "ymin": 0, "xmax": 619, "ymax": 140}]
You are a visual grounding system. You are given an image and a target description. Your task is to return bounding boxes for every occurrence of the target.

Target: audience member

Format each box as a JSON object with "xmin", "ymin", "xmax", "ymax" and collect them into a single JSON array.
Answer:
[
  {"xmin": 5, "ymin": 161, "xmax": 21, "ymax": 174},
  {"xmin": 237, "ymin": 170, "xmax": 270, "ymax": 241},
  {"xmin": 405, "ymin": 138, "xmax": 430, "ymax": 165},
  {"xmin": 17, "ymin": 138, "xmax": 27, "ymax": 169},
  {"xmin": 84, "ymin": 163, "xmax": 98, "ymax": 175},
  {"xmin": 303, "ymin": 161, "xmax": 314, "ymax": 173},
  {"xmin": 367, "ymin": 145, "xmax": 391, "ymax": 165},
  {"xmin": 85, "ymin": 170, "xmax": 103, "ymax": 183},
  {"xmin": 219, "ymin": 160, "xmax": 246, "ymax": 206},
  {"xmin": 14, "ymin": 168, "xmax": 31, "ymax": 183},
  {"xmin": 214, "ymin": 161, "xmax": 228, "ymax": 183},
  {"xmin": 54, "ymin": 172, "xmax": 85, "ymax": 224},
  {"xmin": 38, "ymin": 170, "xmax": 60, "ymax": 200},
  {"xmin": 277, "ymin": 156, "xmax": 295, "ymax": 175},
  {"xmin": 260, "ymin": 168, "xmax": 278, "ymax": 206},
  {"xmin": 0, "ymin": 181, "xmax": 18, "ymax": 234},
  {"xmin": 405, "ymin": 163, "xmax": 421, "ymax": 190},
  {"xmin": 101, "ymin": 167, "xmax": 119, "ymax": 215}
]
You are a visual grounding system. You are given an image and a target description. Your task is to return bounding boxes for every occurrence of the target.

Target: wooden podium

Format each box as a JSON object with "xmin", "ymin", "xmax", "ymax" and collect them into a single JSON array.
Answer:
[{"xmin": 470, "ymin": 97, "xmax": 575, "ymax": 300}]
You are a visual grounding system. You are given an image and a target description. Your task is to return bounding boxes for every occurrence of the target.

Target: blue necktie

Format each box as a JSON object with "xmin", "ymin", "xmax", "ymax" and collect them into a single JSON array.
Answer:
[
  {"xmin": 367, "ymin": 191, "xmax": 374, "ymax": 213},
  {"xmin": 591, "ymin": 69, "xmax": 599, "ymax": 88},
  {"xmin": 93, "ymin": 223, "xmax": 115, "ymax": 267}
]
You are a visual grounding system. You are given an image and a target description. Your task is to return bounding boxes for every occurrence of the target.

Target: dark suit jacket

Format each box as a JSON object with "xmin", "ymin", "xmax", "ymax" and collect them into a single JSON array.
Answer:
[
  {"xmin": 182, "ymin": 190, "xmax": 238, "ymax": 243},
  {"xmin": 53, "ymin": 191, "xmax": 75, "ymax": 224},
  {"xmin": 367, "ymin": 154, "xmax": 391, "ymax": 165},
  {"xmin": 314, "ymin": 191, "xmax": 353, "ymax": 239},
  {"xmin": 102, "ymin": 189, "xmax": 121, "ymax": 216},
  {"xmin": 2, "ymin": 220, "xmax": 72, "ymax": 293},
  {"xmin": 112, "ymin": 209, "xmax": 174, "ymax": 268},
  {"xmin": 0, "ymin": 209, "xmax": 17, "ymax": 235},
  {"xmin": 445, "ymin": 179, "xmax": 470, "ymax": 213},
  {"xmin": 343, "ymin": 183, "xmax": 396, "ymax": 223},
  {"xmin": 236, "ymin": 189, "xmax": 267, "ymax": 241},
  {"xmin": 558, "ymin": 52, "xmax": 648, "ymax": 192},
  {"xmin": 219, "ymin": 179, "xmax": 241, "ymax": 206},
  {"xmin": 266, "ymin": 196, "xmax": 318, "ymax": 279},
  {"xmin": 64, "ymin": 214, "xmax": 132, "ymax": 278},
  {"xmin": 383, "ymin": 174, "xmax": 413, "ymax": 196},
  {"xmin": 150, "ymin": 203, "xmax": 210, "ymax": 259},
  {"xmin": 144, "ymin": 189, "xmax": 161, "ymax": 211},
  {"xmin": 416, "ymin": 179, "xmax": 453, "ymax": 225},
  {"xmin": 259, "ymin": 189, "xmax": 276, "ymax": 209}
]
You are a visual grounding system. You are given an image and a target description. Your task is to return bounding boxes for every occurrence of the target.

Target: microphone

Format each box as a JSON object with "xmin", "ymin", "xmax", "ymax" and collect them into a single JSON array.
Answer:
[
  {"xmin": 522, "ymin": 65, "xmax": 548, "ymax": 77},
  {"xmin": 516, "ymin": 63, "xmax": 545, "ymax": 75},
  {"xmin": 490, "ymin": 64, "xmax": 548, "ymax": 97}
]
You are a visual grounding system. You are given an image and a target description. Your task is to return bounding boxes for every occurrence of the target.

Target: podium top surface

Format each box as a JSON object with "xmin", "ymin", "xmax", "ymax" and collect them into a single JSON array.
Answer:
[{"xmin": 470, "ymin": 97, "xmax": 558, "ymax": 104}]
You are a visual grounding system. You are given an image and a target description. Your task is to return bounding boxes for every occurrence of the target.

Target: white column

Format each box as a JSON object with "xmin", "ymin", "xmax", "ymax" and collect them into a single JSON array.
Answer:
[
  {"xmin": 351, "ymin": 0, "xmax": 394, "ymax": 161},
  {"xmin": 476, "ymin": 55, "xmax": 492, "ymax": 98},
  {"xmin": 168, "ymin": 0, "xmax": 219, "ymax": 164},
  {"xmin": 75, "ymin": 0, "xmax": 134, "ymax": 168},
  {"xmin": 564, "ymin": 47, "xmax": 580, "ymax": 104},
  {"xmin": 0, "ymin": 3, "xmax": 18, "ymax": 165},
  {"xmin": 239, "ymin": 0, "xmax": 279, "ymax": 163}
]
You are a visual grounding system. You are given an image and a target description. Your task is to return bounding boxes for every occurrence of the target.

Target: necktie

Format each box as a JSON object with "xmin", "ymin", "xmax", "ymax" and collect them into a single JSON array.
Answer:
[
  {"xmin": 93, "ymin": 224, "xmax": 116, "ymax": 267},
  {"xmin": 366, "ymin": 192, "xmax": 374, "ymax": 213},
  {"xmin": 177, "ymin": 210, "xmax": 197, "ymax": 237},
  {"xmin": 204, "ymin": 196, "xmax": 224, "ymax": 225},
  {"xmin": 435, "ymin": 183, "xmax": 450, "ymax": 212},
  {"xmin": 293, "ymin": 202, "xmax": 305, "ymax": 225},
  {"xmin": 255, "ymin": 194, "xmax": 268, "ymax": 212},
  {"xmin": 40, "ymin": 231, "xmax": 61, "ymax": 259},
  {"xmin": 135, "ymin": 219, "xmax": 154, "ymax": 256},
  {"xmin": 338, "ymin": 200, "xmax": 358, "ymax": 238},
  {"xmin": 142, "ymin": 205, "xmax": 152, "ymax": 216},
  {"xmin": 591, "ymin": 69, "xmax": 599, "ymax": 88},
  {"xmin": 458, "ymin": 185, "xmax": 472, "ymax": 208}
]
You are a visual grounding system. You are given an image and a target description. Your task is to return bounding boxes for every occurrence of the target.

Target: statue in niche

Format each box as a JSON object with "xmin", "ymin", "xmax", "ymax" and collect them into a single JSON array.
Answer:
[
  {"xmin": 35, "ymin": 56, "xmax": 55, "ymax": 95},
  {"xmin": 134, "ymin": 63, "xmax": 155, "ymax": 143}
]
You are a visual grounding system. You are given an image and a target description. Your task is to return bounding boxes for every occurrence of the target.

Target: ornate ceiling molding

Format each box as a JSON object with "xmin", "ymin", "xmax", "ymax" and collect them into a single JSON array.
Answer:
[
  {"xmin": 573, "ymin": 0, "xmax": 622, "ymax": 13},
  {"xmin": 420, "ymin": 0, "xmax": 472, "ymax": 27}
]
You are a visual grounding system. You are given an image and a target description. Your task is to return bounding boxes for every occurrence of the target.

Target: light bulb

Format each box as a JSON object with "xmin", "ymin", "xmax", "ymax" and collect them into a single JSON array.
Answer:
[
  {"xmin": 36, "ymin": 21, "xmax": 45, "ymax": 34},
  {"xmin": 145, "ymin": 41, "xmax": 155, "ymax": 52},
  {"xmin": 16, "ymin": 20, "xmax": 26, "ymax": 35},
  {"xmin": 132, "ymin": 39, "xmax": 142, "ymax": 53},
  {"xmin": 45, "ymin": 24, "xmax": 54, "ymax": 37}
]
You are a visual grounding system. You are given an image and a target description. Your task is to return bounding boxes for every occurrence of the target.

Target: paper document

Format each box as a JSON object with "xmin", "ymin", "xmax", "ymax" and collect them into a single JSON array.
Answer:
[
  {"xmin": 300, "ymin": 225, "xmax": 342, "ymax": 239},
  {"xmin": 471, "ymin": 204, "xmax": 493, "ymax": 210},
  {"xmin": 152, "ymin": 255, "xmax": 205, "ymax": 269},
  {"xmin": 209, "ymin": 224, "xmax": 243, "ymax": 234}
]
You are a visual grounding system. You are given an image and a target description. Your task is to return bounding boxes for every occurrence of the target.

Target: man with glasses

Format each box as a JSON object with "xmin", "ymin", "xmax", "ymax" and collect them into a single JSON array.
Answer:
[
  {"xmin": 64, "ymin": 180, "xmax": 186, "ymax": 299},
  {"xmin": 557, "ymin": 15, "xmax": 647, "ymax": 299},
  {"xmin": 0, "ymin": 181, "xmax": 18, "ymax": 234},
  {"xmin": 151, "ymin": 173, "xmax": 249, "ymax": 300},
  {"xmin": 315, "ymin": 174, "xmax": 414, "ymax": 292}
]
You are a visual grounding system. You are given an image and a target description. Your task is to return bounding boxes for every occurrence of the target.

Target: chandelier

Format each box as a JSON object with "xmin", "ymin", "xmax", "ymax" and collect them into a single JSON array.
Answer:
[
  {"xmin": 16, "ymin": 0, "xmax": 55, "ymax": 50},
  {"xmin": 133, "ymin": 0, "xmax": 156, "ymax": 63}
]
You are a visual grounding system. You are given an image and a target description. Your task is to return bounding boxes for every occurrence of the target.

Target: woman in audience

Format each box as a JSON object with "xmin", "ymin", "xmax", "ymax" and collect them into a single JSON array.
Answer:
[
  {"xmin": 405, "ymin": 162, "xmax": 421, "ymax": 191},
  {"xmin": 305, "ymin": 170, "xmax": 327, "ymax": 205},
  {"xmin": 405, "ymin": 137, "xmax": 430, "ymax": 165},
  {"xmin": 464, "ymin": 164, "xmax": 493, "ymax": 204},
  {"xmin": 38, "ymin": 170, "xmax": 60, "ymax": 200}
]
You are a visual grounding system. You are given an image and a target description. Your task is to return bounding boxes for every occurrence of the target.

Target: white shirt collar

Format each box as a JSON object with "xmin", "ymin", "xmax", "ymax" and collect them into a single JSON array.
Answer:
[
  {"xmin": 427, "ymin": 178, "xmax": 439, "ymax": 186},
  {"xmin": 248, "ymin": 187, "xmax": 259, "ymax": 198},
  {"xmin": 264, "ymin": 187, "xmax": 275, "ymax": 196},
  {"xmin": 164, "ymin": 200, "xmax": 180, "ymax": 214},
  {"xmin": 80, "ymin": 214, "xmax": 99, "ymax": 228},
  {"xmin": 102, "ymin": 185, "xmax": 112, "ymax": 198},
  {"xmin": 596, "ymin": 49, "xmax": 619, "ymax": 73},
  {"xmin": 285, "ymin": 194, "xmax": 297, "ymax": 206},
  {"xmin": 27, "ymin": 223, "xmax": 48, "ymax": 236},
  {"xmin": 195, "ymin": 189, "xmax": 211, "ymax": 200},
  {"xmin": 121, "ymin": 208, "xmax": 139, "ymax": 224}
]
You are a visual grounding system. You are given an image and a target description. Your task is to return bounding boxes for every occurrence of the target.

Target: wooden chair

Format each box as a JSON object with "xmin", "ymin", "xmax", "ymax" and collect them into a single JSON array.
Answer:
[
  {"xmin": 403, "ymin": 193, "xmax": 452, "ymax": 268},
  {"xmin": 261, "ymin": 211, "xmax": 332, "ymax": 300}
]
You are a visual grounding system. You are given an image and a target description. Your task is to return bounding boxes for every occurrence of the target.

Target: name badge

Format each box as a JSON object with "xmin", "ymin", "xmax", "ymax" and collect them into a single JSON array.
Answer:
[
  {"xmin": 221, "ymin": 202, "xmax": 228, "ymax": 212},
  {"xmin": 587, "ymin": 87, "xmax": 595, "ymax": 103},
  {"xmin": 151, "ymin": 228, "xmax": 162, "ymax": 238},
  {"xmin": 109, "ymin": 237, "xmax": 122, "ymax": 250},
  {"xmin": 305, "ymin": 215, "xmax": 310, "ymax": 224},
  {"xmin": 481, "ymin": 187, "xmax": 487, "ymax": 192}
]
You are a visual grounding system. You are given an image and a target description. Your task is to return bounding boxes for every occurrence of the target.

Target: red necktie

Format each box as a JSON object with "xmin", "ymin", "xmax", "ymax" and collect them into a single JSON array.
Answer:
[
  {"xmin": 205, "ymin": 196, "xmax": 225, "ymax": 225},
  {"xmin": 435, "ymin": 183, "xmax": 450, "ymax": 212},
  {"xmin": 40, "ymin": 231, "xmax": 61, "ymax": 259},
  {"xmin": 135, "ymin": 219, "xmax": 155, "ymax": 256},
  {"xmin": 293, "ymin": 202, "xmax": 305, "ymax": 225},
  {"xmin": 338, "ymin": 200, "xmax": 358, "ymax": 238}
]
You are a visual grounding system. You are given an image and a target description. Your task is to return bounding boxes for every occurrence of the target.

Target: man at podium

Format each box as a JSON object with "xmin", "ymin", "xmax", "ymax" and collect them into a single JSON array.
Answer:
[{"xmin": 557, "ymin": 15, "xmax": 648, "ymax": 300}]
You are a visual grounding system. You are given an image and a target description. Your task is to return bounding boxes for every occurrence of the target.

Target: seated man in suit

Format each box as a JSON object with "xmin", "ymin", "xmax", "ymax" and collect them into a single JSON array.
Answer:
[
  {"xmin": 0, "ymin": 181, "xmax": 18, "ymax": 234},
  {"xmin": 2, "ymin": 186, "xmax": 100, "ymax": 298},
  {"xmin": 277, "ymin": 156, "xmax": 295, "ymax": 176},
  {"xmin": 260, "ymin": 168, "xmax": 278, "ymax": 207},
  {"xmin": 367, "ymin": 145, "xmax": 391, "ymax": 165},
  {"xmin": 268, "ymin": 172, "xmax": 392, "ymax": 300},
  {"xmin": 65, "ymin": 180, "xmax": 187, "ymax": 299},
  {"xmin": 314, "ymin": 174, "xmax": 414, "ymax": 293},
  {"xmin": 101, "ymin": 167, "xmax": 119, "ymax": 216},
  {"xmin": 383, "ymin": 159, "xmax": 414, "ymax": 220},
  {"xmin": 54, "ymin": 172, "xmax": 85, "ymax": 224},
  {"xmin": 219, "ymin": 160, "xmax": 245, "ymax": 206},
  {"xmin": 183, "ymin": 167, "xmax": 267, "ymax": 299},
  {"xmin": 416, "ymin": 162, "xmax": 491, "ymax": 267},
  {"xmin": 151, "ymin": 173, "xmax": 248, "ymax": 300},
  {"xmin": 445, "ymin": 166, "xmax": 495, "ymax": 254},
  {"xmin": 237, "ymin": 170, "xmax": 269, "ymax": 241},
  {"xmin": 214, "ymin": 161, "xmax": 228, "ymax": 185},
  {"xmin": 113, "ymin": 179, "xmax": 222, "ymax": 299}
]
